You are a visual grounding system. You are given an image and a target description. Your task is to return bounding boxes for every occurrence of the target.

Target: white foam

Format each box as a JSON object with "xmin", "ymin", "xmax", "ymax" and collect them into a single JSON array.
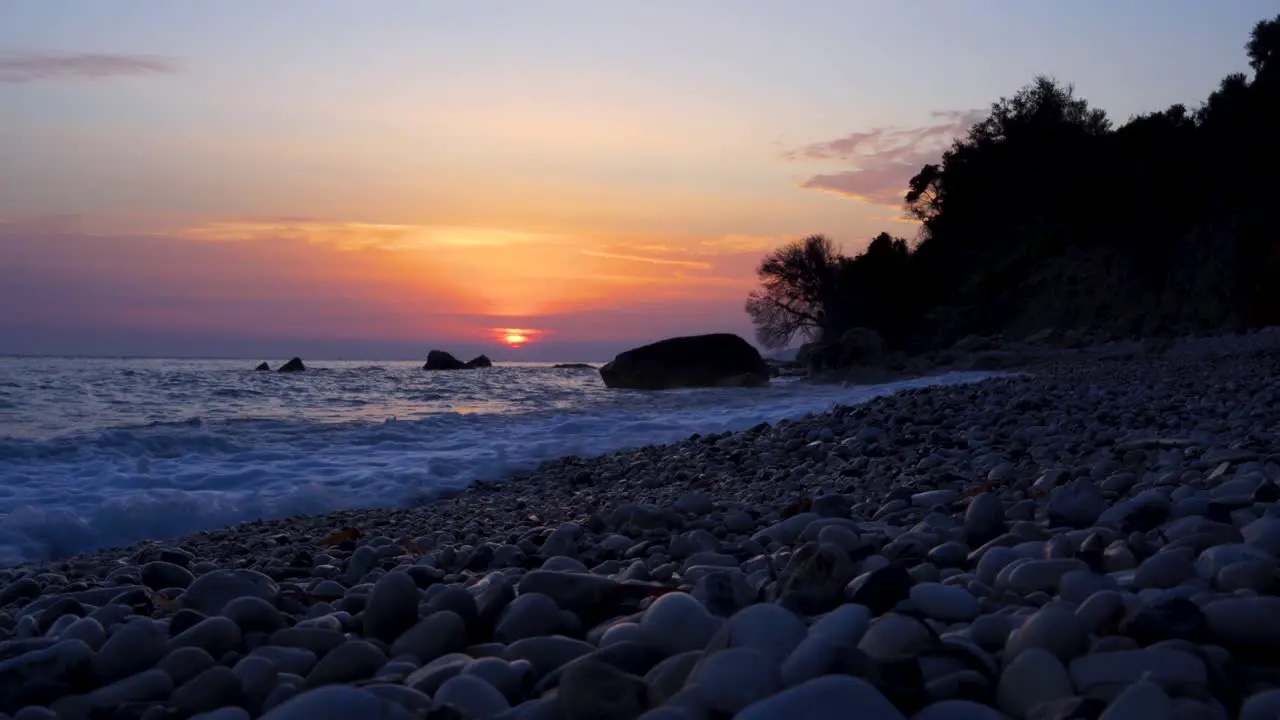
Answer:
[{"xmin": 0, "ymin": 367, "xmax": 995, "ymax": 565}]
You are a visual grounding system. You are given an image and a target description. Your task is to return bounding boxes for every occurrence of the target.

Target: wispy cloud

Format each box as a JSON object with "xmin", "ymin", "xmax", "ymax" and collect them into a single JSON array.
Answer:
[
  {"xmin": 580, "ymin": 249, "xmax": 713, "ymax": 269},
  {"xmin": 175, "ymin": 220, "xmax": 561, "ymax": 252},
  {"xmin": 0, "ymin": 51, "xmax": 178, "ymax": 84},
  {"xmin": 786, "ymin": 109, "xmax": 985, "ymax": 208}
]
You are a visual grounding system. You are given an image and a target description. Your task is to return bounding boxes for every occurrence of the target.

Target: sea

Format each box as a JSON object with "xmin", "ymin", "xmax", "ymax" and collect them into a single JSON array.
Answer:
[{"xmin": 0, "ymin": 357, "xmax": 995, "ymax": 566}]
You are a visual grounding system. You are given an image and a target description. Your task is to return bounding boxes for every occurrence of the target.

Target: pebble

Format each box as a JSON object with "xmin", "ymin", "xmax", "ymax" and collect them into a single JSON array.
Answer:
[
  {"xmin": 181, "ymin": 570, "xmax": 279, "ymax": 615},
  {"xmin": 434, "ymin": 674, "xmax": 512, "ymax": 717},
  {"xmin": 997, "ymin": 647, "xmax": 1073, "ymax": 718},
  {"xmin": 736, "ymin": 675, "xmax": 904, "ymax": 720}
]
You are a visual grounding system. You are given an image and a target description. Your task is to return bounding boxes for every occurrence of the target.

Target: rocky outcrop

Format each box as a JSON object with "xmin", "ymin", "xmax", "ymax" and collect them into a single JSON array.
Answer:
[
  {"xmin": 599, "ymin": 334, "xmax": 770, "ymax": 390},
  {"xmin": 277, "ymin": 358, "xmax": 305, "ymax": 373},
  {"xmin": 799, "ymin": 328, "xmax": 888, "ymax": 376},
  {"xmin": 255, "ymin": 362, "xmax": 270, "ymax": 371},
  {"xmin": 424, "ymin": 351, "xmax": 491, "ymax": 370}
]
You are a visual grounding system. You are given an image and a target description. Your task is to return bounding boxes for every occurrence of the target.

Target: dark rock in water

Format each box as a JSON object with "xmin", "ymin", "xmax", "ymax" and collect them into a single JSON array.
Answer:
[
  {"xmin": 277, "ymin": 358, "xmax": 305, "ymax": 373},
  {"xmin": 425, "ymin": 350, "xmax": 467, "ymax": 370},
  {"xmin": 424, "ymin": 350, "xmax": 490, "ymax": 370},
  {"xmin": 599, "ymin": 333, "xmax": 769, "ymax": 390},
  {"xmin": 553, "ymin": 363, "xmax": 596, "ymax": 370},
  {"xmin": 255, "ymin": 362, "xmax": 271, "ymax": 371}
]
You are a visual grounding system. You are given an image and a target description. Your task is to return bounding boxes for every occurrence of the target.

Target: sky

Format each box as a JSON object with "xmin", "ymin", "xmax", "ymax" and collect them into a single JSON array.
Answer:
[{"xmin": 0, "ymin": 1, "xmax": 1272, "ymax": 361}]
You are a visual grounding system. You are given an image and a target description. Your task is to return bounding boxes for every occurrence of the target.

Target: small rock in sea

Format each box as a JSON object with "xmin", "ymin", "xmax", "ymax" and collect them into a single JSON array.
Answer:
[
  {"xmin": 255, "ymin": 361, "xmax": 270, "ymax": 371},
  {"xmin": 277, "ymin": 357, "xmax": 306, "ymax": 373}
]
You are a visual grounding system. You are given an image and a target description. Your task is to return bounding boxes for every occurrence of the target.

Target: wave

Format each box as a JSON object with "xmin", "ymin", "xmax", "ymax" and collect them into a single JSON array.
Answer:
[{"xmin": 0, "ymin": 364, "xmax": 996, "ymax": 565}]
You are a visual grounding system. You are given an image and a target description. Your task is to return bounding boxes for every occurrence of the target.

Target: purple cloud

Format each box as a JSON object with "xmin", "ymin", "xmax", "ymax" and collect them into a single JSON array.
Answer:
[
  {"xmin": 0, "ymin": 51, "xmax": 178, "ymax": 84},
  {"xmin": 787, "ymin": 109, "xmax": 986, "ymax": 207}
]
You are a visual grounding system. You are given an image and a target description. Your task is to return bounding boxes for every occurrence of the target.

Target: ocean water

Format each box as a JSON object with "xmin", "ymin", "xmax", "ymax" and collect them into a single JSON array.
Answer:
[{"xmin": 0, "ymin": 357, "xmax": 995, "ymax": 565}]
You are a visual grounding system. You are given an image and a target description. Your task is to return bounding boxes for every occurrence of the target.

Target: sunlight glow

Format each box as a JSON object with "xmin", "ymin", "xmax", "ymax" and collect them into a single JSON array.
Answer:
[{"xmin": 495, "ymin": 327, "xmax": 538, "ymax": 347}]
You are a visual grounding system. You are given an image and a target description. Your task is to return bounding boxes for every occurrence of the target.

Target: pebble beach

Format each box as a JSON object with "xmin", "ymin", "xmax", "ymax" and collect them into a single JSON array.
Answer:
[{"xmin": 4, "ymin": 333, "xmax": 1280, "ymax": 719}]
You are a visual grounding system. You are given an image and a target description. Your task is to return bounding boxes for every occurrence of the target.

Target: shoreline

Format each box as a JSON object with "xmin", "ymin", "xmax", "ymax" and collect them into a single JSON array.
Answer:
[{"xmin": 3, "ymin": 335, "xmax": 1280, "ymax": 716}]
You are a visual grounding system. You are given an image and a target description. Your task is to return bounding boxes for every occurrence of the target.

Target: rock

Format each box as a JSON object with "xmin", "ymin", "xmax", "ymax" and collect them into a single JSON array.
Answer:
[
  {"xmin": 772, "ymin": 541, "xmax": 857, "ymax": 612},
  {"xmin": 1097, "ymin": 676, "xmax": 1172, "ymax": 720},
  {"xmin": 232, "ymin": 655, "xmax": 279, "ymax": 713},
  {"xmin": 553, "ymin": 363, "xmax": 595, "ymax": 369},
  {"xmin": 424, "ymin": 350, "xmax": 489, "ymax": 370},
  {"xmin": 1005, "ymin": 606, "xmax": 1089, "ymax": 663},
  {"xmin": 460, "ymin": 657, "xmax": 525, "ymax": 702},
  {"xmin": 858, "ymin": 613, "xmax": 934, "ymax": 659},
  {"xmin": 495, "ymin": 593, "xmax": 563, "ymax": 644},
  {"xmin": 255, "ymin": 362, "xmax": 270, "ymax": 371},
  {"xmin": 964, "ymin": 493, "xmax": 1005, "ymax": 542},
  {"xmin": 1068, "ymin": 649, "xmax": 1207, "ymax": 701},
  {"xmin": 558, "ymin": 657, "xmax": 650, "ymax": 720},
  {"xmin": 913, "ymin": 700, "xmax": 1008, "ymax": 720},
  {"xmin": 1046, "ymin": 479, "xmax": 1106, "ymax": 528},
  {"xmin": 845, "ymin": 565, "xmax": 913, "ymax": 615},
  {"xmin": 599, "ymin": 333, "xmax": 770, "ymax": 390},
  {"xmin": 305, "ymin": 640, "xmax": 386, "ymax": 688},
  {"xmin": 166, "ymin": 616, "xmax": 243, "ymax": 657},
  {"xmin": 181, "ymin": 570, "xmax": 279, "ymax": 616},
  {"xmin": 1133, "ymin": 548, "xmax": 1197, "ymax": 589},
  {"xmin": 83, "ymin": 667, "xmax": 174, "ymax": 709},
  {"xmin": 997, "ymin": 648, "xmax": 1073, "ymax": 718},
  {"xmin": 1120, "ymin": 597, "xmax": 1208, "ymax": 646},
  {"xmin": 802, "ymin": 327, "xmax": 889, "ymax": 375},
  {"xmin": 686, "ymin": 648, "xmax": 780, "ymax": 714},
  {"xmin": 94, "ymin": 618, "xmax": 169, "ymax": 682},
  {"xmin": 157, "ymin": 646, "xmax": 216, "ymax": 685},
  {"xmin": 140, "ymin": 561, "xmax": 195, "ymax": 591},
  {"xmin": 704, "ymin": 603, "xmax": 806, "ymax": 665},
  {"xmin": 908, "ymin": 583, "xmax": 981, "ymax": 622},
  {"xmin": 259, "ymin": 686, "xmax": 416, "ymax": 719},
  {"xmin": 0, "ymin": 639, "xmax": 94, "ymax": 712},
  {"xmin": 170, "ymin": 666, "xmax": 245, "ymax": 716},
  {"xmin": 1202, "ymin": 596, "xmax": 1280, "ymax": 657},
  {"xmin": 641, "ymin": 592, "xmax": 717, "ymax": 656},
  {"xmin": 736, "ymin": 675, "xmax": 905, "ymax": 720},
  {"xmin": 435, "ymin": 674, "xmax": 511, "ymax": 717},
  {"xmin": 362, "ymin": 571, "xmax": 421, "ymax": 642},
  {"xmin": 390, "ymin": 610, "xmax": 468, "ymax": 663},
  {"xmin": 1241, "ymin": 689, "xmax": 1280, "ymax": 720},
  {"xmin": 277, "ymin": 358, "xmax": 305, "ymax": 373},
  {"xmin": 516, "ymin": 571, "xmax": 621, "ymax": 620},
  {"xmin": 220, "ymin": 596, "xmax": 285, "ymax": 634},
  {"xmin": 250, "ymin": 646, "xmax": 319, "ymax": 676}
]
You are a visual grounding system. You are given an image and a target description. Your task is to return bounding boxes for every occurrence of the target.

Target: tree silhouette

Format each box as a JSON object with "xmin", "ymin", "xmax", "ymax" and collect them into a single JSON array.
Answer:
[
  {"xmin": 751, "ymin": 13, "xmax": 1280, "ymax": 353},
  {"xmin": 745, "ymin": 235, "xmax": 845, "ymax": 349}
]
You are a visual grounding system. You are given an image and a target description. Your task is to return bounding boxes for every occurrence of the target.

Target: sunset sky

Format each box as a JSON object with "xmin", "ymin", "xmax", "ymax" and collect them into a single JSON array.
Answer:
[{"xmin": 1, "ymin": 1, "xmax": 1270, "ymax": 360}]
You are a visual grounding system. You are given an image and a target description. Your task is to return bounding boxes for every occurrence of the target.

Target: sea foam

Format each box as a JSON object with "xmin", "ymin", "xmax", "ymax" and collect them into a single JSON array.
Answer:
[{"xmin": 0, "ymin": 358, "xmax": 995, "ymax": 564}]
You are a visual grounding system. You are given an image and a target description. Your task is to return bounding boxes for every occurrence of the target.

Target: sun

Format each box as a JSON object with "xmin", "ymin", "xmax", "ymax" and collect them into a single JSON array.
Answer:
[{"xmin": 495, "ymin": 327, "xmax": 537, "ymax": 348}]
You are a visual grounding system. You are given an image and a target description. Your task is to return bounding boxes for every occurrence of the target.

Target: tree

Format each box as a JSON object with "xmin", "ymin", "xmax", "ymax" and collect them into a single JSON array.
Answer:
[{"xmin": 745, "ymin": 235, "xmax": 845, "ymax": 349}]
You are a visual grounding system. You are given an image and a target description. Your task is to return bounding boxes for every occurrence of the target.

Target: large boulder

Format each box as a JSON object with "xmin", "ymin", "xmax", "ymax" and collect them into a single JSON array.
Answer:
[
  {"xmin": 599, "ymin": 334, "xmax": 769, "ymax": 390},
  {"xmin": 255, "ymin": 362, "xmax": 271, "ymax": 371},
  {"xmin": 424, "ymin": 350, "xmax": 491, "ymax": 370},
  {"xmin": 277, "ymin": 358, "xmax": 305, "ymax": 373}
]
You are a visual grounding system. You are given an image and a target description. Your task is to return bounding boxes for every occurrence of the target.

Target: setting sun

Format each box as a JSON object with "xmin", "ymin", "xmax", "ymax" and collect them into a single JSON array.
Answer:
[{"xmin": 494, "ymin": 328, "xmax": 538, "ymax": 347}]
